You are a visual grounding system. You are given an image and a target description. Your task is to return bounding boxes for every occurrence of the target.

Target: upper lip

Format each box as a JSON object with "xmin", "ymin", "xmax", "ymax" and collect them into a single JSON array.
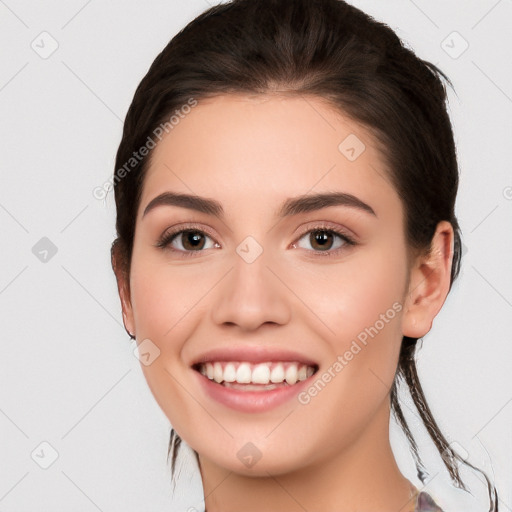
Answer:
[{"xmin": 190, "ymin": 346, "xmax": 319, "ymax": 368}]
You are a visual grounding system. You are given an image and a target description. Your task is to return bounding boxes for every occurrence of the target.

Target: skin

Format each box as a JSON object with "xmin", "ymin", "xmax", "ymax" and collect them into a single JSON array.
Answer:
[{"xmin": 113, "ymin": 93, "xmax": 454, "ymax": 512}]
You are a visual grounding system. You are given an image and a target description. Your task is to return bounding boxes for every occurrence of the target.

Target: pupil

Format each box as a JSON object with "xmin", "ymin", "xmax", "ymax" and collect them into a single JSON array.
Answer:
[
  {"xmin": 311, "ymin": 230, "xmax": 332, "ymax": 251},
  {"xmin": 184, "ymin": 231, "xmax": 205, "ymax": 250}
]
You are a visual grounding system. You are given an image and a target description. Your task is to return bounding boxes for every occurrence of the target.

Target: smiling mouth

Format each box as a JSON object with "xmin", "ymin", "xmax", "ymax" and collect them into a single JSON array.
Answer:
[{"xmin": 192, "ymin": 361, "xmax": 319, "ymax": 390}]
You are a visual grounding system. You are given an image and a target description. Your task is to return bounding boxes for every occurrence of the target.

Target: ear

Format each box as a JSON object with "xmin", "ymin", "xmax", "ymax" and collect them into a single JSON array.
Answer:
[
  {"xmin": 402, "ymin": 221, "xmax": 454, "ymax": 339},
  {"xmin": 111, "ymin": 241, "xmax": 136, "ymax": 338}
]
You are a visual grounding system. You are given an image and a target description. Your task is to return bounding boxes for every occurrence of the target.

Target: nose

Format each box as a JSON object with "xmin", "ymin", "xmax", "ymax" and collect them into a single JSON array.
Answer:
[{"xmin": 210, "ymin": 247, "xmax": 292, "ymax": 331}]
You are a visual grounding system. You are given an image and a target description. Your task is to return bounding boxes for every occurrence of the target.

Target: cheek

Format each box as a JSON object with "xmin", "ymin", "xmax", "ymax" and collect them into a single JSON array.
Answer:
[
  {"xmin": 338, "ymin": 259, "xmax": 405, "ymax": 350},
  {"xmin": 296, "ymin": 247, "xmax": 406, "ymax": 346},
  {"xmin": 127, "ymin": 257, "xmax": 209, "ymax": 436},
  {"xmin": 292, "ymin": 246, "xmax": 407, "ymax": 413},
  {"xmin": 129, "ymin": 255, "xmax": 209, "ymax": 340}
]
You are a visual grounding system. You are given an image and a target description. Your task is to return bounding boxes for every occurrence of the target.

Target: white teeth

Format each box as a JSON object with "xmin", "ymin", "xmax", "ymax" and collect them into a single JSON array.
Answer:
[
  {"xmin": 198, "ymin": 361, "xmax": 316, "ymax": 386},
  {"xmin": 285, "ymin": 365, "xmax": 297, "ymax": 385},
  {"xmin": 223, "ymin": 362, "xmax": 236, "ymax": 382},
  {"xmin": 251, "ymin": 363, "xmax": 270, "ymax": 384},
  {"xmin": 213, "ymin": 362, "xmax": 223, "ymax": 383},
  {"xmin": 236, "ymin": 362, "xmax": 252, "ymax": 383},
  {"xmin": 270, "ymin": 364, "xmax": 285, "ymax": 383}
]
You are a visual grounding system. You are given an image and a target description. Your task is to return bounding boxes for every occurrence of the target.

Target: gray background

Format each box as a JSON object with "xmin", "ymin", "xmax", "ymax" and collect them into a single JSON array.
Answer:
[{"xmin": 1, "ymin": 1, "xmax": 511, "ymax": 510}]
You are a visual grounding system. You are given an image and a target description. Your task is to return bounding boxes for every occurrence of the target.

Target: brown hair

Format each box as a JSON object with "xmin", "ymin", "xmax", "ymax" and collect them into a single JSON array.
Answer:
[{"xmin": 111, "ymin": 0, "xmax": 498, "ymax": 509}]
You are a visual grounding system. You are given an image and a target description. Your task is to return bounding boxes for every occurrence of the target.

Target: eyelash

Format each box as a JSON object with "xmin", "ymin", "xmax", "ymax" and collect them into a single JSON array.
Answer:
[
  {"xmin": 155, "ymin": 223, "xmax": 219, "ymax": 257},
  {"xmin": 155, "ymin": 222, "xmax": 357, "ymax": 258}
]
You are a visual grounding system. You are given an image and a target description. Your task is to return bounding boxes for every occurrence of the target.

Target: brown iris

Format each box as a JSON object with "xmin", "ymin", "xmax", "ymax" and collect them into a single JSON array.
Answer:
[
  {"xmin": 180, "ymin": 230, "xmax": 207, "ymax": 251},
  {"xmin": 309, "ymin": 230, "xmax": 335, "ymax": 251}
]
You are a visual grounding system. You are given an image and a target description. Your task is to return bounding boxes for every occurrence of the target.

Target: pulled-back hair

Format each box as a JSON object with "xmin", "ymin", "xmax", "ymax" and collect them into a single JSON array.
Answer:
[{"xmin": 111, "ymin": 1, "xmax": 498, "ymax": 509}]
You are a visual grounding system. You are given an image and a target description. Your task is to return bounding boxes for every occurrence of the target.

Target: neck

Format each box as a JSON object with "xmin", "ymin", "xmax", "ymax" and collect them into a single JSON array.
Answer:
[{"xmin": 198, "ymin": 398, "xmax": 417, "ymax": 512}]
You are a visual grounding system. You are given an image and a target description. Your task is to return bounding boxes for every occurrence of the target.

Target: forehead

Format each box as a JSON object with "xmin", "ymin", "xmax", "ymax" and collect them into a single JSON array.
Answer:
[{"xmin": 139, "ymin": 93, "xmax": 399, "ymax": 219}]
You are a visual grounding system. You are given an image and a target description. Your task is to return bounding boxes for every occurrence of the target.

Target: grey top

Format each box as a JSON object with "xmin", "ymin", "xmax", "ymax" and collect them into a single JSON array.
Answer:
[{"xmin": 415, "ymin": 491, "xmax": 444, "ymax": 511}]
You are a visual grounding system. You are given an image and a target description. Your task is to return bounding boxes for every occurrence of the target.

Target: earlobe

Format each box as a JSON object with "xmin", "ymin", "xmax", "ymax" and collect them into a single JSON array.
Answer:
[
  {"xmin": 119, "ymin": 286, "xmax": 135, "ymax": 338},
  {"xmin": 402, "ymin": 221, "xmax": 454, "ymax": 339},
  {"xmin": 111, "ymin": 242, "xmax": 136, "ymax": 338}
]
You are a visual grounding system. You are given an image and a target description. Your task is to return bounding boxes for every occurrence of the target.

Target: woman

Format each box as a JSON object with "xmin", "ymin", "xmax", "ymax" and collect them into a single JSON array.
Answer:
[{"xmin": 110, "ymin": 0, "xmax": 499, "ymax": 510}]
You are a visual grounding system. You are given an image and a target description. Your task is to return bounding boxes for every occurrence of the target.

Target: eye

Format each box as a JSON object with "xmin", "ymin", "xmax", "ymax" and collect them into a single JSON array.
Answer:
[
  {"xmin": 294, "ymin": 225, "xmax": 356, "ymax": 256},
  {"xmin": 156, "ymin": 225, "xmax": 220, "ymax": 256}
]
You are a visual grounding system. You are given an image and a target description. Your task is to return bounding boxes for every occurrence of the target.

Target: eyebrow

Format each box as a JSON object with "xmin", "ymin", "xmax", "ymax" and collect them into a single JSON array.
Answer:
[{"xmin": 142, "ymin": 191, "xmax": 376, "ymax": 219}]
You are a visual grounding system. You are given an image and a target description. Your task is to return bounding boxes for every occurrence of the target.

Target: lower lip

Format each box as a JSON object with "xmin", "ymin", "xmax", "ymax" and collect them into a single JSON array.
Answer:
[{"xmin": 193, "ymin": 370, "xmax": 315, "ymax": 413}]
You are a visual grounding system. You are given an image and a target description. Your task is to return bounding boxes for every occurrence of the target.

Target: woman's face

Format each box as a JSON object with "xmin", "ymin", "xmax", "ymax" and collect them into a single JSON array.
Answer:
[{"xmin": 124, "ymin": 93, "xmax": 414, "ymax": 476}]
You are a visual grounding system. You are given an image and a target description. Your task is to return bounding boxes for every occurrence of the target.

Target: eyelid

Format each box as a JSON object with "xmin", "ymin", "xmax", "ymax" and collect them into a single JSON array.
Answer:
[
  {"xmin": 155, "ymin": 220, "xmax": 358, "ymax": 256},
  {"xmin": 290, "ymin": 221, "xmax": 357, "ymax": 258},
  {"xmin": 155, "ymin": 222, "xmax": 220, "ymax": 252},
  {"xmin": 293, "ymin": 220, "xmax": 357, "ymax": 243}
]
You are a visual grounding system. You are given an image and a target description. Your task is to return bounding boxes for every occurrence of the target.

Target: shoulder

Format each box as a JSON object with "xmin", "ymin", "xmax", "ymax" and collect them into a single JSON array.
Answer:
[{"xmin": 416, "ymin": 491, "xmax": 445, "ymax": 512}]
